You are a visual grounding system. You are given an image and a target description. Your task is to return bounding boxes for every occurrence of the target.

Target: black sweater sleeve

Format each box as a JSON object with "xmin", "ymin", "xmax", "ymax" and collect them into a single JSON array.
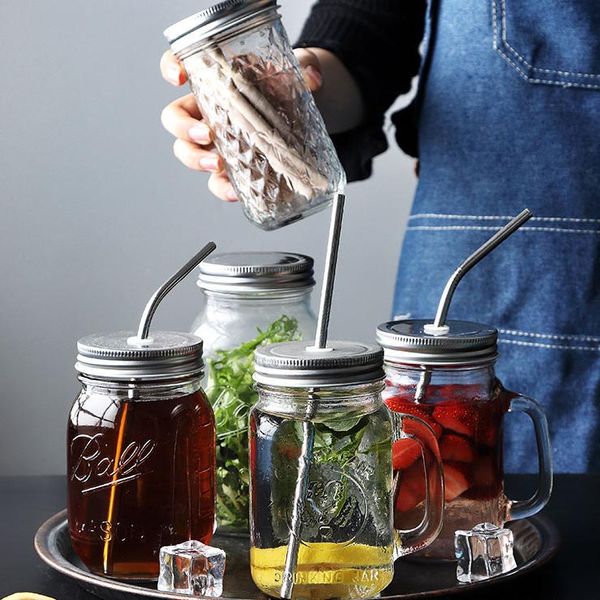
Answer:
[{"xmin": 296, "ymin": 0, "xmax": 426, "ymax": 181}]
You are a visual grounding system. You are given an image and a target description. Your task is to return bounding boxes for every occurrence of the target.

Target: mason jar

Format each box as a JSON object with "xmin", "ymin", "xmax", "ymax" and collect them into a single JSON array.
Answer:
[
  {"xmin": 376, "ymin": 319, "xmax": 553, "ymax": 560},
  {"xmin": 164, "ymin": 0, "xmax": 346, "ymax": 230},
  {"xmin": 192, "ymin": 252, "xmax": 317, "ymax": 531},
  {"xmin": 67, "ymin": 331, "xmax": 216, "ymax": 580},
  {"xmin": 249, "ymin": 341, "xmax": 444, "ymax": 599}
]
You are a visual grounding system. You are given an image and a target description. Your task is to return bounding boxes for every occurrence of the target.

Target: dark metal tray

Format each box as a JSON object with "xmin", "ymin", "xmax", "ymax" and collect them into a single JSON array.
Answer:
[{"xmin": 34, "ymin": 510, "xmax": 559, "ymax": 599}]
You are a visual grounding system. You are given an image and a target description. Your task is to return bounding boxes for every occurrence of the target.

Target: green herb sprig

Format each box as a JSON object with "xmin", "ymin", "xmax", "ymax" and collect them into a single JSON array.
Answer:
[{"xmin": 207, "ymin": 315, "xmax": 300, "ymax": 529}]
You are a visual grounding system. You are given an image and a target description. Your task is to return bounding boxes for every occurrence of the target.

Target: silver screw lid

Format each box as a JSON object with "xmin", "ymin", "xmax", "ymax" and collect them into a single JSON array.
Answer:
[
  {"xmin": 76, "ymin": 331, "xmax": 204, "ymax": 381},
  {"xmin": 164, "ymin": 0, "xmax": 278, "ymax": 57},
  {"xmin": 254, "ymin": 340, "xmax": 384, "ymax": 388},
  {"xmin": 376, "ymin": 319, "xmax": 497, "ymax": 366},
  {"xmin": 198, "ymin": 251, "xmax": 315, "ymax": 294}
]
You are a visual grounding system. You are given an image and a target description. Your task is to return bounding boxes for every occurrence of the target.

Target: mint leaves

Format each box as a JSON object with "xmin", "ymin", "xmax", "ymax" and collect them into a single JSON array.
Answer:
[{"xmin": 207, "ymin": 315, "xmax": 300, "ymax": 528}]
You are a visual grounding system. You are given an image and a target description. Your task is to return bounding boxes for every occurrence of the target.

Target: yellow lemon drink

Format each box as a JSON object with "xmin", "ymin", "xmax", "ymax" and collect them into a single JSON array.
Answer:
[{"xmin": 250, "ymin": 542, "xmax": 394, "ymax": 599}]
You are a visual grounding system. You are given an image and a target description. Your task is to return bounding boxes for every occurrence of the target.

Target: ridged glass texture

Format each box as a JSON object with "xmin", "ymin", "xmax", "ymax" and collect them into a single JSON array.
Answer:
[{"xmin": 181, "ymin": 19, "xmax": 345, "ymax": 230}]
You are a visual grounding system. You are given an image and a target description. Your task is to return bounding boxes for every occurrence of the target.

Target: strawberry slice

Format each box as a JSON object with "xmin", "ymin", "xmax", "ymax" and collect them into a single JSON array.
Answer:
[
  {"xmin": 433, "ymin": 404, "xmax": 477, "ymax": 438},
  {"xmin": 392, "ymin": 438, "xmax": 421, "ymax": 470},
  {"xmin": 440, "ymin": 434, "xmax": 476, "ymax": 463},
  {"xmin": 443, "ymin": 461, "xmax": 471, "ymax": 502},
  {"xmin": 385, "ymin": 395, "xmax": 442, "ymax": 437},
  {"xmin": 395, "ymin": 462, "xmax": 426, "ymax": 512}
]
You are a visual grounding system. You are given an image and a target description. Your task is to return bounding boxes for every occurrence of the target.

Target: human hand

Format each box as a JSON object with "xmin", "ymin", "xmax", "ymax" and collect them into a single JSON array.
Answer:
[{"xmin": 159, "ymin": 48, "xmax": 323, "ymax": 202}]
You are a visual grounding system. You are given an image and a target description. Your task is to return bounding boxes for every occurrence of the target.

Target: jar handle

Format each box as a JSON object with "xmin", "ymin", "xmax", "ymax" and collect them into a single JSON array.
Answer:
[
  {"xmin": 393, "ymin": 414, "xmax": 445, "ymax": 558},
  {"xmin": 505, "ymin": 393, "xmax": 554, "ymax": 520}
]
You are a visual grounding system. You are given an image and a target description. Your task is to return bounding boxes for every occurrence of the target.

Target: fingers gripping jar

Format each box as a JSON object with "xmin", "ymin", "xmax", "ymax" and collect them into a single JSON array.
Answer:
[
  {"xmin": 249, "ymin": 341, "xmax": 444, "ymax": 599},
  {"xmin": 377, "ymin": 320, "xmax": 553, "ymax": 560},
  {"xmin": 192, "ymin": 252, "xmax": 317, "ymax": 531},
  {"xmin": 164, "ymin": 0, "xmax": 345, "ymax": 230},
  {"xmin": 67, "ymin": 331, "xmax": 216, "ymax": 580}
]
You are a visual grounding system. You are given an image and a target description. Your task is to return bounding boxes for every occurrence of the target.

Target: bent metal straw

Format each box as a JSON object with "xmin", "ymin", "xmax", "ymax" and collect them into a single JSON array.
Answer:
[
  {"xmin": 101, "ymin": 242, "xmax": 216, "ymax": 571},
  {"xmin": 414, "ymin": 209, "xmax": 533, "ymax": 402}
]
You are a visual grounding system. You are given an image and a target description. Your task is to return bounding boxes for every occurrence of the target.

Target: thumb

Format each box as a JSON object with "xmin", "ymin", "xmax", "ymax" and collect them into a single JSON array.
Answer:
[{"xmin": 294, "ymin": 47, "xmax": 323, "ymax": 92}]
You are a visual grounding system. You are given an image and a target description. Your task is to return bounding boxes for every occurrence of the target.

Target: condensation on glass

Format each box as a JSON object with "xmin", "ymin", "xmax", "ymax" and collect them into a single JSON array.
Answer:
[
  {"xmin": 67, "ymin": 331, "xmax": 216, "ymax": 580},
  {"xmin": 165, "ymin": 0, "xmax": 345, "ymax": 230}
]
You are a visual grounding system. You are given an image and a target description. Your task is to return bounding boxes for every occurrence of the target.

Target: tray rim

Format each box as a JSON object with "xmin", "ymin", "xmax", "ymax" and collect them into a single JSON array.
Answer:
[{"xmin": 34, "ymin": 510, "xmax": 560, "ymax": 600}]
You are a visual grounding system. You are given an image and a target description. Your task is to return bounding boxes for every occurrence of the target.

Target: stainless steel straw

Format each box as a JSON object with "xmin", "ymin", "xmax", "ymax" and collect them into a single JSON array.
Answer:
[
  {"xmin": 281, "ymin": 193, "xmax": 346, "ymax": 599},
  {"xmin": 414, "ymin": 209, "xmax": 532, "ymax": 401},
  {"xmin": 103, "ymin": 241, "xmax": 216, "ymax": 571},
  {"xmin": 134, "ymin": 242, "xmax": 217, "ymax": 342}
]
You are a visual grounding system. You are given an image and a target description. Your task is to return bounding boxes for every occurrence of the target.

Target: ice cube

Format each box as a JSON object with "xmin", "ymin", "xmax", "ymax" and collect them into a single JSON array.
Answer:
[
  {"xmin": 455, "ymin": 522, "xmax": 517, "ymax": 583},
  {"xmin": 158, "ymin": 540, "xmax": 226, "ymax": 597}
]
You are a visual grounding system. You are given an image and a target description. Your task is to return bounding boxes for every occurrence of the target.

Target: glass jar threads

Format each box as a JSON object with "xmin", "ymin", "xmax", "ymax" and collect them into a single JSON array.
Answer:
[
  {"xmin": 377, "ymin": 319, "xmax": 553, "ymax": 560},
  {"xmin": 68, "ymin": 331, "xmax": 216, "ymax": 580},
  {"xmin": 249, "ymin": 341, "xmax": 444, "ymax": 599},
  {"xmin": 164, "ymin": 0, "xmax": 345, "ymax": 230},
  {"xmin": 192, "ymin": 251, "xmax": 317, "ymax": 531}
]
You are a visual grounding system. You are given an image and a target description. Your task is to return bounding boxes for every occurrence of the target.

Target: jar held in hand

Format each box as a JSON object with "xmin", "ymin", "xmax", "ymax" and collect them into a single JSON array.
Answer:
[{"xmin": 164, "ymin": 0, "xmax": 345, "ymax": 230}]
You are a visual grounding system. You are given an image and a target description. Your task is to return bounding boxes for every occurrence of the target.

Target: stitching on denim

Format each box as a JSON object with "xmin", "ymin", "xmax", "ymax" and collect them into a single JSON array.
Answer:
[
  {"xmin": 409, "ymin": 214, "xmax": 600, "ymax": 224},
  {"xmin": 500, "ymin": 0, "xmax": 600, "ymax": 79},
  {"xmin": 492, "ymin": 0, "xmax": 600, "ymax": 89},
  {"xmin": 499, "ymin": 328, "xmax": 600, "ymax": 343},
  {"xmin": 406, "ymin": 225, "xmax": 600, "ymax": 234},
  {"xmin": 499, "ymin": 339, "xmax": 600, "ymax": 352}
]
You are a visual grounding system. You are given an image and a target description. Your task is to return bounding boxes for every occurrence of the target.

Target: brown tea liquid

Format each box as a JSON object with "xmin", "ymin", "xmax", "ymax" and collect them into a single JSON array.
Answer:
[{"xmin": 67, "ymin": 388, "xmax": 215, "ymax": 579}]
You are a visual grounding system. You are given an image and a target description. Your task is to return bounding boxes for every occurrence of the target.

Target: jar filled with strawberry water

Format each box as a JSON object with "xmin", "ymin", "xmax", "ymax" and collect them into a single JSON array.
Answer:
[{"xmin": 376, "ymin": 319, "xmax": 553, "ymax": 560}]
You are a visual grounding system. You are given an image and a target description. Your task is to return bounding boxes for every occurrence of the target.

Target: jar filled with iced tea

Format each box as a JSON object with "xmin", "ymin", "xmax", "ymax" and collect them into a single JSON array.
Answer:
[
  {"xmin": 68, "ymin": 331, "xmax": 216, "ymax": 580},
  {"xmin": 249, "ymin": 341, "xmax": 444, "ymax": 599},
  {"xmin": 377, "ymin": 319, "xmax": 553, "ymax": 560}
]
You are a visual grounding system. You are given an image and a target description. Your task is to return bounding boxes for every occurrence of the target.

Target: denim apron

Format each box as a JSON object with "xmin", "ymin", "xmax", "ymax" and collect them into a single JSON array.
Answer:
[{"xmin": 392, "ymin": 0, "xmax": 600, "ymax": 473}]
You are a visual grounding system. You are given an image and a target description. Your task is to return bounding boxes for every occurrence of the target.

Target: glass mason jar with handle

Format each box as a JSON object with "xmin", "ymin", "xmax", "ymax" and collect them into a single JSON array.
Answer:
[
  {"xmin": 67, "ymin": 331, "xmax": 216, "ymax": 580},
  {"xmin": 377, "ymin": 319, "xmax": 553, "ymax": 560},
  {"xmin": 249, "ymin": 341, "xmax": 445, "ymax": 599},
  {"xmin": 164, "ymin": 0, "xmax": 346, "ymax": 230},
  {"xmin": 192, "ymin": 252, "xmax": 317, "ymax": 532}
]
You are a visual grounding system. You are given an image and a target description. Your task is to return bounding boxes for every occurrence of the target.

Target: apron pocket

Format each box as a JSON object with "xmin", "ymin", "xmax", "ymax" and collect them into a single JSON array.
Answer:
[{"xmin": 492, "ymin": 0, "xmax": 600, "ymax": 90}]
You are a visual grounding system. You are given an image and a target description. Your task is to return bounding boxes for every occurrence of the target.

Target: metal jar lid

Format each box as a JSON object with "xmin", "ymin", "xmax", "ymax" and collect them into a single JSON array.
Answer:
[
  {"xmin": 164, "ymin": 0, "xmax": 278, "ymax": 58},
  {"xmin": 254, "ymin": 340, "xmax": 385, "ymax": 388},
  {"xmin": 376, "ymin": 319, "xmax": 498, "ymax": 366},
  {"xmin": 198, "ymin": 251, "xmax": 315, "ymax": 294},
  {"xmin": 76, "ymin": 331, "xmax": 204, "ymax": 381}
]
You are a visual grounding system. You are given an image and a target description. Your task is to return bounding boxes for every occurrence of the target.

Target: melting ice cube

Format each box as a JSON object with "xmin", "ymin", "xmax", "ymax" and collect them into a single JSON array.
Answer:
[
  {"xmin": 455, "ymin": 522, "xmax": 517, "ymax": 583},
  {"xmin": 158, "ymin": 540, "xmax": 226, "ymax": 597}
]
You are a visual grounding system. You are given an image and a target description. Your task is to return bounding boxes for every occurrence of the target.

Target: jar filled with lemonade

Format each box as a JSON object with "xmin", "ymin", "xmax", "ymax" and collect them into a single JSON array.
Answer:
[{"xmin": 249, "ymin": 340, "xmax": 444, "ymax": 599}]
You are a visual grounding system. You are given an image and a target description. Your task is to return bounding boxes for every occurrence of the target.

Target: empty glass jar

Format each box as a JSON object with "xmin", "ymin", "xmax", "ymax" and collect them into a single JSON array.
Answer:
[
  {"xmin": 164, "ymin": 0, "xmax": 345, "ymax": 230},
  {"xmin": 249, "ymin": 341, "xmax": 444, "ymax": 599},
  {"xmin": 192, "ymin": 252, "xmax": 317, "ymax": 531}
]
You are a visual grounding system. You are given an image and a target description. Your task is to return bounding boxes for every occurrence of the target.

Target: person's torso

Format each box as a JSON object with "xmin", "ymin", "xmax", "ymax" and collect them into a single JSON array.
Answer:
[{"xmin": 393, "ymin": 0, "xmax": 600, "ymax": 473}]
